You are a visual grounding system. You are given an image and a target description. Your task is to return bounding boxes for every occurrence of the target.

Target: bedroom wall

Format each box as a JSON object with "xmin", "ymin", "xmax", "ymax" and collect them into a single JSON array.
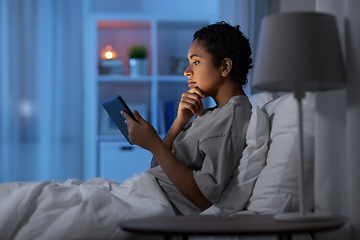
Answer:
[
  {"xmin": 266, "ymin": 0, "xmax": 360, "ymax": 239},
  {"xmin": 90, "ymin": 0, "xmax": 219, "ymax": 19},
  {"xmin": 314, "ymin": 1, "xmax": 349, "ymax": 239},
  {"xmin": 315, "ymin": 1, "xmax": 360, "ymax": 240},
  {"xmin": 268, "ymin": 0, "xmax": 316, "ymax": 14}
]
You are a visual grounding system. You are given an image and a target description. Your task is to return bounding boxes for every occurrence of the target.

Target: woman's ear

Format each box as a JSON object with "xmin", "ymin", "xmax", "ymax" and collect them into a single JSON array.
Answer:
[{"xmin": 221, "ymin": 58, "xmax": 233, "ymax": 77}]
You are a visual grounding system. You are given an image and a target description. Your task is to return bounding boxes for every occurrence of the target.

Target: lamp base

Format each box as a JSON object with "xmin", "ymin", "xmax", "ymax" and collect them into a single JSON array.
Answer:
[{"xmin": 274, "ymin": 212, "xmax": 334, "ymax": 223}]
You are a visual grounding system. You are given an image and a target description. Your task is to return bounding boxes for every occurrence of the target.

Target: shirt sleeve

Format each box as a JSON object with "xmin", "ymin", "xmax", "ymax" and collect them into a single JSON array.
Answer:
[{"xmin": 193, "ymin": 134, "xmax": 245, "ymax": 203}]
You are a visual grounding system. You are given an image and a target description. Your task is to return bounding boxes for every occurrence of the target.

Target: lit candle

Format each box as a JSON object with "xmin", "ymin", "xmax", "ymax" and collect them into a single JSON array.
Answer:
[{"xmin": 104, "ymin": 45, "xmax": 117, "ymax": 59}]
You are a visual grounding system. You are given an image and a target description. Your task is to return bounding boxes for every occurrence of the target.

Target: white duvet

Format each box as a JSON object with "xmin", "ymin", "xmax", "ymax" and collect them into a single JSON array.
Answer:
[{"xmin": 0, "ymin": 172, "xmax": 175, "ymax": 240}]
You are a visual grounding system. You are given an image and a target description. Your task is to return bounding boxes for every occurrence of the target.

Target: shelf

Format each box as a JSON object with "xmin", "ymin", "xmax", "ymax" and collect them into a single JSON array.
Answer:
[
  {"xmin": 98, "ymin": 75, "xmax": 152, "ymax": 82},
  {"xmin": 97, "ymin": 21, "xmax": 151, "ymax": 29},
  {"xmin": 97, "ymin": 20, "xmax": 152, "ymax": 76},
  {"xmin": 84, "ymin": 16, "xmax": 212, "ymax": 181},
  {"xmin": 157, "ymin": 75, "xmax": 187, "ymax": 82},
  {"xmin": 97, "ymin": 135, "xmax": 125, "ymax": 142},
  {"xmin": 156, "ymin": 21, "xmax": 208, "ymax": 76},
  {"xmin": 97, "ymin": 75, "xmax": 187, "ymax": 82}
]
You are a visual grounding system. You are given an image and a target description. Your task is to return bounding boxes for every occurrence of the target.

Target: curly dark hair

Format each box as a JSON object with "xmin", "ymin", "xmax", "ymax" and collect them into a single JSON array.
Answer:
[{"xmin": 193, "ymin": 21, "xmax": 252, "ymax": 86}]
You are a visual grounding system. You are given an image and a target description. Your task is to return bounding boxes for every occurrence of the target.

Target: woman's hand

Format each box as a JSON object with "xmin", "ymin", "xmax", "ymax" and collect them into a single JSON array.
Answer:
[
  {"xmin": 121, "ymin": 110, "xmax": 162, "ymax": 151},
  {"xmin": 176, "ymin": 87, "xmax": 205, "ymax": 124}
]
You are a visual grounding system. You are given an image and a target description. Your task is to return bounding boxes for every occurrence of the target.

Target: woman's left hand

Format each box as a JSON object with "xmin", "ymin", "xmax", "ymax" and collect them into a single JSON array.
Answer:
[{"xmin": 121, "ymin": 110, "xmax": 161, "ymax": 151}]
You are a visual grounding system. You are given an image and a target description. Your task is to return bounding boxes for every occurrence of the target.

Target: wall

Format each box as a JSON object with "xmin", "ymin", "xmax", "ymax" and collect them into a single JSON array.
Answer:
[
  {"xmin": 266, "ymin": 1, "xmax": 360, "ymax": 239},
  {"xmin": 269, "ymin": 0, "xmax": 316, "ymax": 14},
  {"xmin": 91, "ymin": 0, "xmax": 219, "ymax": 19}
]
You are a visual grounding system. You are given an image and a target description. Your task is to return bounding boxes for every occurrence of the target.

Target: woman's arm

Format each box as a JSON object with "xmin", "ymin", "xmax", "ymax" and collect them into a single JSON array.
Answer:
[
  {"xmin": 150, "ymin": 119, "xmax": 185, "ymax": 168},
  {"xmin": 150, "ymin": 137, "xmax": 212, "ymax": 211},
  {"xmin": 150, "ymin": 116, "xmax": 191, "ymax": 168},
  {"xmin": 150, "ymin": 118, "xmax": 186, "ymax": 167},
  {"xmin": 122, "ymin": 110, "xmax": 211, "ymax": 211},
  {"xmin": 122, "ymin": 87, "xmax": 212, "ymax": 211},
  {"xmin": 151, "ymin": 87, "xmax": 205, "ymax": 168}
]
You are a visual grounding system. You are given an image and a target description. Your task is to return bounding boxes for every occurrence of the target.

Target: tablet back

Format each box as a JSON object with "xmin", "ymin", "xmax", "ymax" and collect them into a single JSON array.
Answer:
[{"xmin": 101, "ymin": 95, "xmax": 135, "ymax": 144}]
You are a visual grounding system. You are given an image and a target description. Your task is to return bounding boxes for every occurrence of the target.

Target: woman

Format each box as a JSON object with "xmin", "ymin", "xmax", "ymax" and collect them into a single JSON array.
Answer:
[{"xmin": 122, "ymin": 21, "xmax": 253, "ymax": 215}]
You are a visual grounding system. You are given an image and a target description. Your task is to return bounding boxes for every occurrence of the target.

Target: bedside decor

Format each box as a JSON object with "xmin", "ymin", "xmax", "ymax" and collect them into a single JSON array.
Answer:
[
  {"xmin": 104, "ymin": 44, "xmax": 117, "ymax": 59},
  {"xmin": 99, "ymin": 45, "xmax": 124, "ymax": 75},
  {"xmin": 252, "ymin": 12, "xmax": 345, "ymax": 222},
  {"xmin": 129, "ymin": 45, "xmax": 148, "ymax": 77}
]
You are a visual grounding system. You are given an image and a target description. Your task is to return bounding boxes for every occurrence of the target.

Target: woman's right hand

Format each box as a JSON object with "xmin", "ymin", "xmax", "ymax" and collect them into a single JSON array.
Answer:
[
  {"xmin": 156, "ymin": 87, "xmax": 205, "ymax": 156},
  {"xmin": 176, "ymin": 87, "xmax": 205, "ymax": 124}
]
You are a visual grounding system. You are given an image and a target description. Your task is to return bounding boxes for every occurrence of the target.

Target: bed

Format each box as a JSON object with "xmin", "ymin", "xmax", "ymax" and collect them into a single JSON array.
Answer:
[{"xmin": 0, "ymin": 92, "xmax": 315, "ymax": 240}]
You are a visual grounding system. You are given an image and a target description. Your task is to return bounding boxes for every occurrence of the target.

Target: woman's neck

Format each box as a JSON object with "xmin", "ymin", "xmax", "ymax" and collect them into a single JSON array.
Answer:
[{"xmin": 213, "ymin": 81, "xmax": 245, "ymax": 108}]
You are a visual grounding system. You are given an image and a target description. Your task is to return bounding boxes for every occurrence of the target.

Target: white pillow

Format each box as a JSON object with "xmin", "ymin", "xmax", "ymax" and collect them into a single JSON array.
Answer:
[
  {"xmin": 249, "ymin": 92, "xmax": 277, "ymax": 111},
  {"xmin": 202, "ymin": 106, "xmax": 270, "ymax": 215},
  {"xmin": 246, "ymin": 93, "xmax": 315, "ymax": 214}
]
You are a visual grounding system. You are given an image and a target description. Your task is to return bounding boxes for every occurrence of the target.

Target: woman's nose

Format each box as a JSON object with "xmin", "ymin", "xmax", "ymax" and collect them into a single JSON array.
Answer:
[{"xmin": 184, "ymin": 65, "xmax": 192, "ymax": 77}]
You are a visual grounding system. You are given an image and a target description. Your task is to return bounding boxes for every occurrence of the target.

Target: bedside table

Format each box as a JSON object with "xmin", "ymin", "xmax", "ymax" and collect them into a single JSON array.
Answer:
[{"xmin": 119, "ymin": 214, "xmax": 344, "ymax": 240}]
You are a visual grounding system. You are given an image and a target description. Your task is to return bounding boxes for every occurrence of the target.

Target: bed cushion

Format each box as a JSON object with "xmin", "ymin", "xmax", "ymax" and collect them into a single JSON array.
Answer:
[
  {"xmin": 246, "ymin": 92, "xmax": 315, "ymax": 214},
  {"xmin": 249, "ymin": 92, "xmax": 277, "ymax": 111},
  {"xmin": 202, "ymin": 106, "xmax": 270, "ymax": 214}
]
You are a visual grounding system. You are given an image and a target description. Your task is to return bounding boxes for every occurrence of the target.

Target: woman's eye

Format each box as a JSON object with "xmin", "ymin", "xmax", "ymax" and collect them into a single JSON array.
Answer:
[{"xmin": 193, "ymin": 61, "xmax": 199, "ymax": 65}]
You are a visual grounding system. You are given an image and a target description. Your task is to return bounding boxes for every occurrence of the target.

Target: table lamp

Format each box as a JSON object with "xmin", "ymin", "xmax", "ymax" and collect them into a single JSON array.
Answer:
[{"xmin": 252, "ymin": 12, "xmax": 345, "ymax": 222}]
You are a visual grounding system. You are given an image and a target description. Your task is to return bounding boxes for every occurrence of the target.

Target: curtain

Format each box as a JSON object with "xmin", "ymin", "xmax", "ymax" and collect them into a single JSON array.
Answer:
[
  {"xmin": 218, "ymin": 0, "xmax": 269, "ymax": 96},
  {"xmin": 0, "ymin": 0, "xmax": 84, "ymax": 182},
  {"xmin": 315, "ymin": 0, "xmax": 360, "ymax": 239}
]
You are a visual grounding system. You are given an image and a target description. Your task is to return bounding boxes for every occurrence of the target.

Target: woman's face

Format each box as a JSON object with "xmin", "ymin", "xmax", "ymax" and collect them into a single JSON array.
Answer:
[{"xmin": 184, "ymin": 39, "xmax": 224, "ymax": 97}]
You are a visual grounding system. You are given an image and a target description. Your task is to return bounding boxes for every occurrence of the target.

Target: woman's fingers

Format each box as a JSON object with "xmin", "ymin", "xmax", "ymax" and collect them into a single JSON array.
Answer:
[
  {"xmin": 180, "ymin": 98, "xmax": 201, "ymax": 114},
  {"xmin": 190, "ymin": 87, "xmax": 206, "ymax": 99},
  {"xmin": 121, "ymin": 110, "xmax": 133, "ymax": 125},
  {"xmin": 121, "ymin": 110, "xmax": 160, "ymax": 150},
  {"xmin": 180, "ymin": 90, "xmax": 204, "ymax": 114},
  {"xmin": 175, "ymin": 86, "xmax": 205, "ymax": 123}
]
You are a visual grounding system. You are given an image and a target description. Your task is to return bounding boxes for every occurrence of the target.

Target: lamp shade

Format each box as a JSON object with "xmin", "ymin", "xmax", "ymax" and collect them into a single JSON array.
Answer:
[{"xmin": 252, "ymin": 12, "xmax": 345, "ymax": 91}]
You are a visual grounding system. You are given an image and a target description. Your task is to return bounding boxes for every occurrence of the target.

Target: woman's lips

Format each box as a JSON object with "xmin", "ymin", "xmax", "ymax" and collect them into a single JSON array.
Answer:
[{"xmin": 187, "ymin": 80, "xmax": 196, "ymax": 88}]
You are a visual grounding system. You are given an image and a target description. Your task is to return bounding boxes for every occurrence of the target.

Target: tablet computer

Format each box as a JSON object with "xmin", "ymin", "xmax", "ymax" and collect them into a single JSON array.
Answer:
[{"xmin": 101, "ymin": 95, "xmax": 137, "ymax": 144}]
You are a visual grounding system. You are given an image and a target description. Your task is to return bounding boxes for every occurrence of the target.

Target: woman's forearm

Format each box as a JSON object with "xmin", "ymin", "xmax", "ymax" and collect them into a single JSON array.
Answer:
[
  {"xmin": 150, "ymin": 88, "xmax": 203, "ymax": 168},
  {"xmin": 150, "ymin": 140, "xmax": 212, "ymax": 211},
  {"xmin": 150, "ymin": 117, "xmax": 188, "ymax": 168},
  {"xmin": 163, "ymin": 117, "xmax": 187, "ymax": 150}
]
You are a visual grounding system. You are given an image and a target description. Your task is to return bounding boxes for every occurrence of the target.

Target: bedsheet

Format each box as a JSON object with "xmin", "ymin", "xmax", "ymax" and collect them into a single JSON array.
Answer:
[{"xmin": 0, "ymin": 172, "xmax": 175, "ymax": 240}]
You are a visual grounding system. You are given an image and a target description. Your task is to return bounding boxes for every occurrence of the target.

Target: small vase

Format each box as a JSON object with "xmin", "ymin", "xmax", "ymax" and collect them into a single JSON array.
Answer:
[{"xmin": 129, "ymin": 58, "xmax": 149, "ymax": 77}]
